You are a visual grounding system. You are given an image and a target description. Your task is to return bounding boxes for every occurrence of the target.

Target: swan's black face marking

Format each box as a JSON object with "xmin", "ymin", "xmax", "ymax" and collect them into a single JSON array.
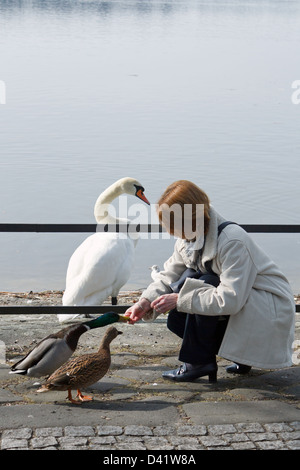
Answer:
[
  {"xmin": 134, "ymin": 184, "xmax": 145, "ymax": 194},
  {"xmin": 134, "ymin": 184, "xmax": 150, "ymax": 205}
]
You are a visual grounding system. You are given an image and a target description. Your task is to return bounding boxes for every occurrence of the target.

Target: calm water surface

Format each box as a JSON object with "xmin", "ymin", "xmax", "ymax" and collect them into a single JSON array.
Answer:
[{"xmin": 0, "ymin": 0, "xmax": 300, "ymax": 293}]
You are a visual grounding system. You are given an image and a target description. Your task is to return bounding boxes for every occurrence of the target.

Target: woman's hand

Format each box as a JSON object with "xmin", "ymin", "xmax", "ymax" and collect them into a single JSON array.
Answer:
[
  {"xmin": 124, "ymin": 298, "xmax": 151, "ymax": 324},
  {"xmin": 151, "ymin": 293, "xmax": 178, "ymax": 314}
]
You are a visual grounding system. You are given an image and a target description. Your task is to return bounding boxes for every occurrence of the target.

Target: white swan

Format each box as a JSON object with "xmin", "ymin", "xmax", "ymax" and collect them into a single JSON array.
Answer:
[{"xmin": 57, "ymin": 177, "xmax": 150, "ymax": 323}]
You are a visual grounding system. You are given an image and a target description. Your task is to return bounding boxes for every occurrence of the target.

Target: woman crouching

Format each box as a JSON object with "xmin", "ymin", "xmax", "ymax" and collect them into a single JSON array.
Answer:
[{"xmin": 125, "ymin": 180, "xmax": 295, "ymax": 382}]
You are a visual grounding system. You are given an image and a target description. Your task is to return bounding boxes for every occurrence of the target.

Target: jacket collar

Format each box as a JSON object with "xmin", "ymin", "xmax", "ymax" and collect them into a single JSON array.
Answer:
[{"xmin": 176, "ymin": 207, "xmax": 226, "ymax": 269}]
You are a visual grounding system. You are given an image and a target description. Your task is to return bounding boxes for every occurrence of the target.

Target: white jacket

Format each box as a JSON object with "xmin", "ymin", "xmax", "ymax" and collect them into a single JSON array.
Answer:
[{"xmin": 141, "ymin": 208, "xmax": 295, "ymax": 369}]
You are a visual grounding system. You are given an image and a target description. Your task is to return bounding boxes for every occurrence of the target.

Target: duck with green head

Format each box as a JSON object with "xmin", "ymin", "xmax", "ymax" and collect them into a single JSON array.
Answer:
[{"xmin": 10, "ymin": 312, "xmax": 128, "ymax": 378}]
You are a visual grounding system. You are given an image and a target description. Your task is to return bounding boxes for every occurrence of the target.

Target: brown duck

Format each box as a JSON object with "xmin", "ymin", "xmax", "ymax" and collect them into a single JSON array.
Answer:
[{"xmin": 37, "ymin": 326, "xmax": 122, "ymax": 404}]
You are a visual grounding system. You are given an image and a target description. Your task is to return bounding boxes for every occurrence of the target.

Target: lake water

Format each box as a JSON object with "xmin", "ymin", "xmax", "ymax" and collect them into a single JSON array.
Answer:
[{"xmin": 0, "ymin": 0, "xmax": 300, "ymax": 295}]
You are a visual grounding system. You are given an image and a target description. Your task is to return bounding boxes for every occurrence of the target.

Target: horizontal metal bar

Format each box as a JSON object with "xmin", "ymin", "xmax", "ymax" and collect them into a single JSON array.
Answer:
[
  {"xmin": 240, "ymin": 225, "xmax": 300, "ymax": 233},
  {"xmin": 0, "ymin": 304, "xmax": 298, "ymax": 313},
  {"xmin": 0, "ymin": 223, "xmax": 96, "ymax": 233},
  {"xmin": 0, "ymin": 223, "xmax": 300, "ymax": 233},
  {"xmin": 0, "ymin": 305, "xmax": 129, "ymax": 314},
  {"xmin": 0, "ymin": 223, "xmax": 163, "ymax": 233}
]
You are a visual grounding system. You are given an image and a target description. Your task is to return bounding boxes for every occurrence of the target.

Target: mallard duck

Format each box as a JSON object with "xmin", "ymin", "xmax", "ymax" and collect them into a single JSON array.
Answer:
[
  {"xmin": 37, "ymin": 326, "xmax": 122, "ymax": 404},
  {"xmin": 10, "ymin": 312, "xmax": 128, "ymax": 378},
  {"xmin": 58, "ymin": 177, "xmax": 150, "ymax": 323}
]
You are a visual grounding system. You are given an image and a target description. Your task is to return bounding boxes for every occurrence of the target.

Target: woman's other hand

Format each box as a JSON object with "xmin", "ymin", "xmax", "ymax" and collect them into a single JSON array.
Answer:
[
  {"xmin": 124, "ymin": 298, "xmax": 151, "ymax": 324},
  {"xmin": 151, "ymin": 293, "xmax": 178, "ymax": 314}
]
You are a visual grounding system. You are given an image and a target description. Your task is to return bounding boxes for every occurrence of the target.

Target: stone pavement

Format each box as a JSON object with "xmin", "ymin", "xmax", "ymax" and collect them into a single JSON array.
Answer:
[
  {"xmin": 1, "ymin": 421, "xmax": 300, "ymax": 450},
  {"xmin": 0, "ymin": 310, "xmax": 300, "ymax": 451}
]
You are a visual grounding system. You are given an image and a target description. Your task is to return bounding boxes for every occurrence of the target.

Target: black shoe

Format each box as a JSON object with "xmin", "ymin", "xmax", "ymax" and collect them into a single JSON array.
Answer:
[
  {"xmin": 162, "ymin": 362, "xmax": 217, "ymax": 383},
  {"xmin": 226, "ymin": 363, "xmax": 252, "ymax": 374}
]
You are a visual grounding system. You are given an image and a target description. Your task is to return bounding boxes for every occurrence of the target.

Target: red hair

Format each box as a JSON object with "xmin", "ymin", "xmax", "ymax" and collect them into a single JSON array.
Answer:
[{"xmin": 157, "ymin": 180, "xmax": 210, "ymax": 239}]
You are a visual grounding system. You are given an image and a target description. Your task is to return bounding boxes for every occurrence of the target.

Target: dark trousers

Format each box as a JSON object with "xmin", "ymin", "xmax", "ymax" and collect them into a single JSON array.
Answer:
[{"xmin": 168, "ymin": 273, "xmax": 229, "ymax": 364}]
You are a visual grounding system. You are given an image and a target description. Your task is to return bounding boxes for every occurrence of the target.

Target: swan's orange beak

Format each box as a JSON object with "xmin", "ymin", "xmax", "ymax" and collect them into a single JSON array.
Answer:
[{"xmin": 136, "ymin": 189, "xmax": 150, "ymax": 205}]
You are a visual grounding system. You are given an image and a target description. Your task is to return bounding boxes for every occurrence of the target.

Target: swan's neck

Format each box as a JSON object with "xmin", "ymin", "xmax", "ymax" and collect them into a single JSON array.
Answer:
[
  {"xmin": 94, "ymin": 180, "xmax": 136, "ymax": 231},
  {"xmin": 94, "ymin": 182, "xmax": 123, "ymax": 224},
  {"xmin": 93, "ymin": 179, "xmax": 140, "ymax": 242}
]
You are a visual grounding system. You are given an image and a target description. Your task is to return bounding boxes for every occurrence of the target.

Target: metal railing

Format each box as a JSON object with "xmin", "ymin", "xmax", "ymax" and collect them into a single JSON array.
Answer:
[
  {"xmin": 1, "ymin": 223, "xmax": 300, "ymax": 233},
  {"xmin": 0, "ymin": 223, "xmax": 299, "ymax": 313}
]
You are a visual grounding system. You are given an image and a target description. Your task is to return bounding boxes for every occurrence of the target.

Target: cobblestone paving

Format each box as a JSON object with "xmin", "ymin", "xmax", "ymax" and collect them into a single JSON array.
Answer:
[{"xmin": 1, "ymin": 422, "xmax": 300, "ymax": 450}]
